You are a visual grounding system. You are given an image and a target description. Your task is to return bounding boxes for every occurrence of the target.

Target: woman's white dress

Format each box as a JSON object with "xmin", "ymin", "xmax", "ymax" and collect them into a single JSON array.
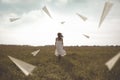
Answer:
[{"xmin": 55, "ymin": 40, "xmax": 66, "ymax": 56}]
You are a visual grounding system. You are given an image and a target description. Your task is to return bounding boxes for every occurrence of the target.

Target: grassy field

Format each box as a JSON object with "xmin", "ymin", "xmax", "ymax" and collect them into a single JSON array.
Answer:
[{"xmin": 0, "ymin": 45, "xmax": 120, "ymax": 80}]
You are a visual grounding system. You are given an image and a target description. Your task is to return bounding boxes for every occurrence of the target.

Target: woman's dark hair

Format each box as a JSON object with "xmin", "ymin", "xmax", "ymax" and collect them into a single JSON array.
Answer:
[{"xmin": 57, "ymin": 32, "xmax": 63, "ymax": 38}]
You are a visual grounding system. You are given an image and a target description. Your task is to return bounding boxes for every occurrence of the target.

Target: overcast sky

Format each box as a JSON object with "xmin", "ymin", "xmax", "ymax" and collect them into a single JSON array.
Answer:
[{"xmin": 0, "ymin": 0, "xmax": 120, "ymax": 46}]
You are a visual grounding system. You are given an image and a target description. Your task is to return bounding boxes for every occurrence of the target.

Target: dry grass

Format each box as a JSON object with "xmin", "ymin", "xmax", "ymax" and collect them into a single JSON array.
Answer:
[{"xmin": 0, "ymin": 45, "xmax": 120, "ymax": 80}]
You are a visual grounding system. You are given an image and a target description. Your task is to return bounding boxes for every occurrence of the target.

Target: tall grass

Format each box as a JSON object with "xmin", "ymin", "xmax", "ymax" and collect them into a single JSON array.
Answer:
[{"xmin": 0, "ymin": 45, "xmax": 120, "ymax": 80}]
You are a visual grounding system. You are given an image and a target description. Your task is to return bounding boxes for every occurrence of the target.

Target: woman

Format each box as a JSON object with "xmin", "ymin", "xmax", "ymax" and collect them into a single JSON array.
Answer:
[{"xmin": 55, "ymin": 32, "xmax": 66, "ymax": 61}]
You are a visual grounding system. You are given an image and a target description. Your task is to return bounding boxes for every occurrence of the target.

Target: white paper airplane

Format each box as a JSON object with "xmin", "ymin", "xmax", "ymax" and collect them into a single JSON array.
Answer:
[
  {"xmin": 82, "ymin": 34, "xmax": 90, "ymax": 39},
  {"xmin": 42, "ymin": 6, "xmax": 52, "ymax": 18},
  {"xmin": 60, "ymin": 21, "xmax": 65, "ymax": 24},
  {"xmin": 8, "ymin": 56, "xmax": 36, "ymax": 76},
  {"xmin": 9, "ymin": 17, "xmax": 20, "ymax": 22},
  {"xmin": 76, "ymin": 13, "xmax": 87, "ymax": 21},
  {"xmin": 99, "ymin": 1, "xmax": 113, "ymax": 27},
  {"xmin": 31, "ymin": 49, "xmax": 40, "ymax": 56},
  {"xmin": 105, "ymin": 52, "xmax": 120, "ymax": 71}
]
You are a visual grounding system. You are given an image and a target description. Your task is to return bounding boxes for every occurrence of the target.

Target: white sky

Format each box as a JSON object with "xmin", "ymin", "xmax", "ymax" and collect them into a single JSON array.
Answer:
[{"xmin": 0, "ymin": 0, "xmax": 120, "ymax": 46}]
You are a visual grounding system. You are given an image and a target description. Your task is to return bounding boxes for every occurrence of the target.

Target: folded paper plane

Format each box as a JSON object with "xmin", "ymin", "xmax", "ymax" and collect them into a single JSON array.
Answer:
[
  {"xmin": 42, "ymin": 6, "xmax": 52, "ymax": 18},
  {"xmin": 99, "ymin": 1, "xmax": 113, "ymax": 27},
  {"xmin": 31, "ymin": 49, "xmax": 40, "ymax": 56},
  {"xmin": 8, "ymin": 56, "xmax": 36, "ymax": 76},
  {"xmin": 60, "ymin": 21, "xmax": 65, "ymax": 24},
  {"xmin": 9, "ymin": 17, "xmax": 20, "ymax": 22},
  {"xmin": 82, "ymin": 34, "xmax": 90, "ymax": 39},
  {"xmin": 105, "ymin": 52, "xmax": 120, "ymax": 71},
  {"xmin": 76, "ymin": 13, "xmax": 87, "ymax": 21}
]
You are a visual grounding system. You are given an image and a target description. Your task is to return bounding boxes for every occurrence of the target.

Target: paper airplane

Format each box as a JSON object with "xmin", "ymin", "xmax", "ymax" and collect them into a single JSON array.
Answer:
[
  {"xmin": 8, "ymin": 56, "xmax": 36, "ymax": 76},
  {"xmin": 105, "ymin": 52, "xmax": 120, "ymax": 71},
  {"xmin": 42, "ymin": 6, "xmax": 52, "ymax": 18},
  {"xmin": 76, "ymin": 13, "xmax": 87, "ymax": 21},
  {"xmin": 60, "ymin": 21, "xmax": 65, "ymax": 24},
  {"xmin": 31, "ymin": 49, "xmax": 40, "ymax": 56},
  {"xmin": 9, "ymin": 17, "xmax": 20, "ymax": 22},
  {"xmin": 99, "ymin": 1, "xmax": 113, "ymax": 27},
  {"xmin": 82, "ymin": 34, "xmax": 90, "ymax": 39}
]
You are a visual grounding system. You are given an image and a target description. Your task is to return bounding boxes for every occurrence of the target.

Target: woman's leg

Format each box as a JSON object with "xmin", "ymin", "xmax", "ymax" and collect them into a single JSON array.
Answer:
[{"xmin": 58, "ymin": 55, "xmax": 61, "ymax": 61}]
